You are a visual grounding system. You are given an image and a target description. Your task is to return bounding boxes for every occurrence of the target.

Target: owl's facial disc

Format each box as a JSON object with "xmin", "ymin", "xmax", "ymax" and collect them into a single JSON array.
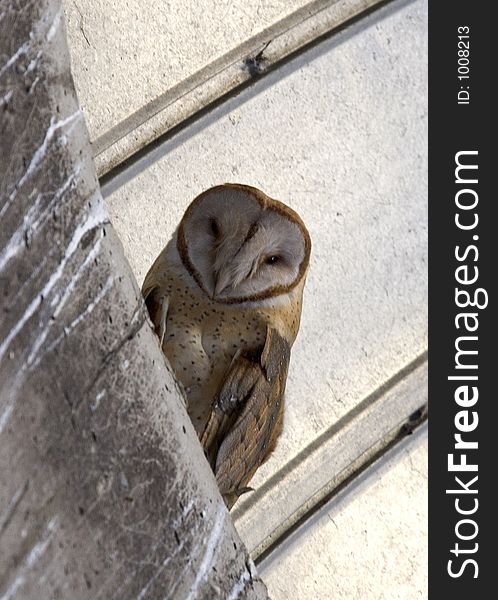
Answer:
[
  {"xmin": 211, "ymin": 222, "xmax": 285, "ymax": 299},
  {"xmin": 211, "ymin": 222, "xmax": 261, "ymax": 297},
  {"xmin": 179, "ymin": 185, "xmax": 310, "ymax": 303}
]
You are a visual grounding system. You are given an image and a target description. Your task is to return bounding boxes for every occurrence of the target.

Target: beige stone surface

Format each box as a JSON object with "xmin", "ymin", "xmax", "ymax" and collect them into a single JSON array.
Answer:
[
  {"xmin": 64, "ymin": 0, "xmax": 387, "ymax": 175},
  {"xmin": 64, "ymin": 0, "xmax": 317, "ymax": 145},
  {"xmin": 259, "ymin": 427, "xmax": 428, "ymax": 599}
]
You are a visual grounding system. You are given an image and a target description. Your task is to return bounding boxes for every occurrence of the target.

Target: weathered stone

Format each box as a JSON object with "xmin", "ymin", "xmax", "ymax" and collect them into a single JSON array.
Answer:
[{"xmin": 0, "ymin": 2, "xmax": 268, "ymax": 598}]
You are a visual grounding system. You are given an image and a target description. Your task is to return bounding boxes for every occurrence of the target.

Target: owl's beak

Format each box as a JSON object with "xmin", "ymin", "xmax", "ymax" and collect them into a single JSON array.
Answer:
[{"xmin": 213, "ymin": 271, "xmax": 231, "ymax": 298}]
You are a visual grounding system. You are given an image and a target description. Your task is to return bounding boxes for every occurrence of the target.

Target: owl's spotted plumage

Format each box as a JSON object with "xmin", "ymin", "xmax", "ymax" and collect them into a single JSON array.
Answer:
[{"xmin": 143, "ymin": 184, "xmax": 310, "ymax": 507}]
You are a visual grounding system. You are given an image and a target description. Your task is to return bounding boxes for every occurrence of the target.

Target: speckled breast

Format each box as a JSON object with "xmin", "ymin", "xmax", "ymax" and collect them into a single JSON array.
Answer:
[{"xmin": 160, "ymin": 277, "xmax": 268, "ymax": 435}]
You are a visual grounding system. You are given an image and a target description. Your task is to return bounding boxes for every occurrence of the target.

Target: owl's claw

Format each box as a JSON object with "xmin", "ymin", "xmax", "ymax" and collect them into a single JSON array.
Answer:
[{"xmin": 235, "ymin": 486, "xmax": 254, "ymax": 497}]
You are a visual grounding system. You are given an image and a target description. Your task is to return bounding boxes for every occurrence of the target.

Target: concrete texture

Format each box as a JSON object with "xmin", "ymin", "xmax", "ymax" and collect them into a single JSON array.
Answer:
[
  {"xmin": 63, "ymin": 0, "xmax": 388, "ymax": 176},
  {"xmin": 259, "ymin": 426, "xmax": 428, "ymax": 599},
  {"xmin": 64, "ymin": 0, "xmax": 318, "ymax": 150},
  {"xmin": 0, "ymin": 3, "xmax": 267, "ymax": 598},
  {"xmin": 104, "ymin": 0, "xmax": 428, "ymax": 553}
]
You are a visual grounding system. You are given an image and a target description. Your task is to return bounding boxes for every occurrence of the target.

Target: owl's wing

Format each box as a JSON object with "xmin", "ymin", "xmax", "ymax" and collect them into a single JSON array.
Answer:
[
  {"xmin": 142, "ymin": 284, "xmax": 169, "ymax": 347},
  {"xmin": 200, "ymin": 326, "xmax": 291, "ymax": 509}
]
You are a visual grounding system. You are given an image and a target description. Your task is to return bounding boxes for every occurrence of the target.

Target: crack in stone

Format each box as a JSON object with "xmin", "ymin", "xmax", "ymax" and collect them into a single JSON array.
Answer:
[{"xmin": 83, "ymin": 303, "xmax": 148, "ymax": 399}]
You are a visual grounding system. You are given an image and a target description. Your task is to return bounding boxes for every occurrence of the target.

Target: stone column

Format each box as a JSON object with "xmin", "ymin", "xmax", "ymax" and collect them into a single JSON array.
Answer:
[{"xmin": 0, "ymin": 2, "xmax": 268, "ymax": 598}]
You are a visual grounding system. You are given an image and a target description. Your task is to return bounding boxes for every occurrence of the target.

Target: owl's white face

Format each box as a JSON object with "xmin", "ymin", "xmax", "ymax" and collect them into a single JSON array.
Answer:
[{"xmin": 177, "ymin": 185, "xmax": 311, "ymax": 303}]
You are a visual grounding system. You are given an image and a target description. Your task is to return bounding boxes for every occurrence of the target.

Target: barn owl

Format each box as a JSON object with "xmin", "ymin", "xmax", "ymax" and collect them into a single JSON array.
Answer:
[{"xmin": 142, "ymin": 184, "xmax": 311, "ymax": 508}]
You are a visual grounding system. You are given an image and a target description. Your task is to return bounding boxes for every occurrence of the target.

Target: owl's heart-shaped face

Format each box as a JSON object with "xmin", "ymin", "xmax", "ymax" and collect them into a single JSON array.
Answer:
[{"xmin": 177, "ymin": 184, "xmax": 311, "ymax": 304}]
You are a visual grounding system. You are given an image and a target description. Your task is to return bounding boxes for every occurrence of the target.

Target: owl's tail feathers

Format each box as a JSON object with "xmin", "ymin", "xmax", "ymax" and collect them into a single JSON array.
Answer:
[{"xmin": 202, "ymin": 327, "xmax": 291, "ymax": 510}]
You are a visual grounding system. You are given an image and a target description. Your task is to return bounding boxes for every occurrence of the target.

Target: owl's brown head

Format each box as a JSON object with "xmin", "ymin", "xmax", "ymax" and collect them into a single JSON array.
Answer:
[{"xmin": 177, "ymin": 184, "xmax": 311, "ymax": 304}]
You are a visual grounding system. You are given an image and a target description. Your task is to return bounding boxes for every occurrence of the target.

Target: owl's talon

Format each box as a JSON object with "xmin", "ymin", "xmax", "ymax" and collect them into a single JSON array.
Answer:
[{"xmin": 236, "ymin": 486, "xmax": 254, "ymax": 497}]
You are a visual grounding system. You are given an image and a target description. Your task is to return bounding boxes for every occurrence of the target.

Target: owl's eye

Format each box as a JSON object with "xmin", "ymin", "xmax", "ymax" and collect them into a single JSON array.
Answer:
[
  {"xmin": 266, "ymin": 255, "xmax": 280, "ymax": 265},
  {"xmin": 209, "ymin": 218, "xmax": 220, "ymax": 238}
]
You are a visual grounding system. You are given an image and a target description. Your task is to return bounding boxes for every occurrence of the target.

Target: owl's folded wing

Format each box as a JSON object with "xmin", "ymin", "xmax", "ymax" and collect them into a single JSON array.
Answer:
[{"xmin": 200, "ymin": 326, "xmax": 291, "ymax": 509}]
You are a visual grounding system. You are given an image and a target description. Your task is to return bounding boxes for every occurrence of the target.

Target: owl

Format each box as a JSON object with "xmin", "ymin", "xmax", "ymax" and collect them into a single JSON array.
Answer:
[{"xmin": 142, "ymin": 184, "xmax": 311, "ymax": 508}]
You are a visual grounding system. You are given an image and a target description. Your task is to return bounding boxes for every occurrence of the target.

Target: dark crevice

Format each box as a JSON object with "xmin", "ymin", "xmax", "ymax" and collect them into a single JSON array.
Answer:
[
  {"xmin": 82, "ymin": 304, "xmax": 147, "ymax": 398},
  {"xmin": 0, "ymin": 479, "xmax": 29, "ymax": 538}
]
